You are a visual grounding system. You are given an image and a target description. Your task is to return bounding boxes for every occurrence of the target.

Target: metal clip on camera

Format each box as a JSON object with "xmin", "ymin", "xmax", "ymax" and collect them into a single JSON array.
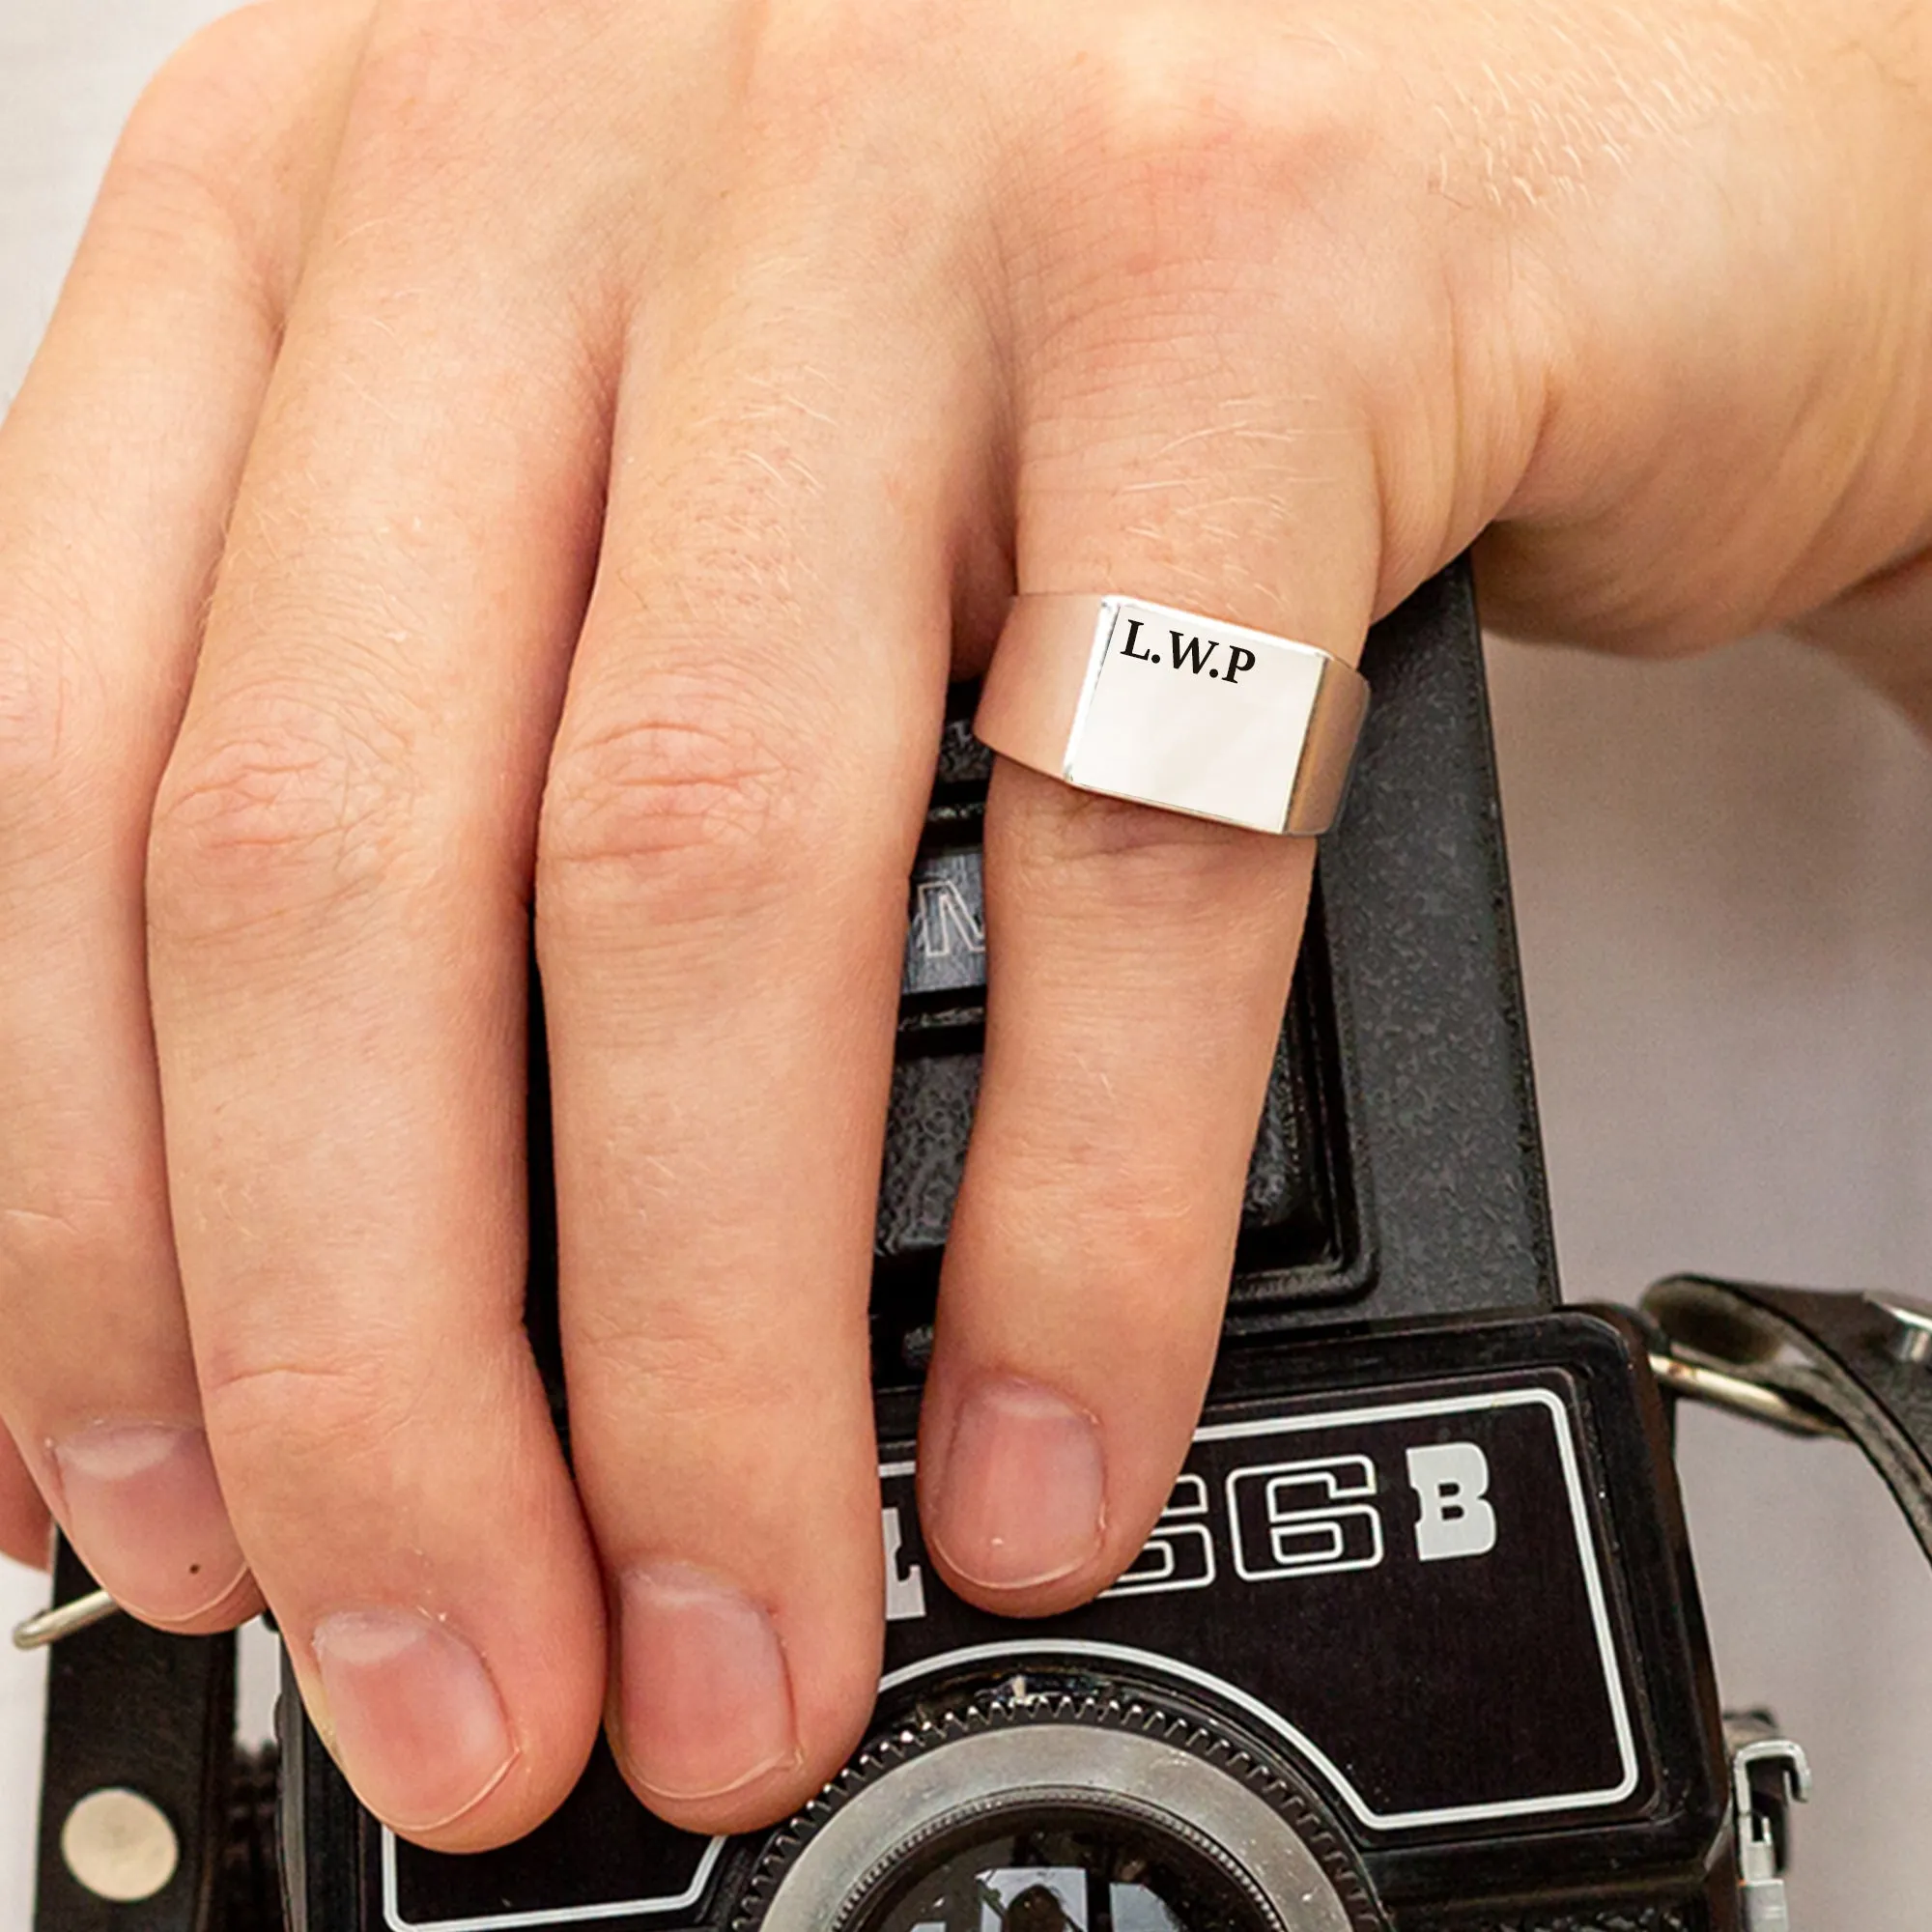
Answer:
[{"xmin": 18, "ymin": 561, "xmax": 1932, "ymax": 1932}]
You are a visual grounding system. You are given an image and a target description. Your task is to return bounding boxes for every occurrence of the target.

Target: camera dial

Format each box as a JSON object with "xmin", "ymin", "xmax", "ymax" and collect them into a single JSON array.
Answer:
[{"xmin": 739, "ymin": 1689, "xmax": 1379, "ymax": 1932}]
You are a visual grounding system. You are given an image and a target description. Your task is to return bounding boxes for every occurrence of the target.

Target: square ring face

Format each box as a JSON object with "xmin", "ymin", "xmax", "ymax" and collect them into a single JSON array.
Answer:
[{"xmin": 1062, "ymin": 598, "xmax": 1328, "ymax": 833}]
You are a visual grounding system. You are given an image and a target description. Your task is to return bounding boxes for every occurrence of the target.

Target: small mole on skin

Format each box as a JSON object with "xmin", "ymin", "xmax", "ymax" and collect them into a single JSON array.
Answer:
[{"xmin": 188, "ymin": 1563, "xmax": 202, "ymax": 1575}]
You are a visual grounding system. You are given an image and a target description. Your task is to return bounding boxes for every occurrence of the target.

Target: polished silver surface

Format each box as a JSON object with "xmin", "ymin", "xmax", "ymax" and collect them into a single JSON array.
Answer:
[
  {"xmin": 11, "ymin": 1586, "xmax": 120, "ymax": 1651},
  {"xmin": 60, "ymin": 1786, "xmax": 179, "ymax": 1903},
  {"xmin": 1645, "ymin": 1350, "xmax": 1846, "ymax": 1440},
  {"xmin": 1864, "ymin": 1292, "xmax": 1932, "ymax": 1367},
  {"xmin": 975, "ymin": 594, "xmax": 1368, "ymax": 835},
  {"xmin": 1732, "ymin": 1736, "xmax": 1810, "ymax": 1932},
  {"xmin": 757, "ymin": 1721, "xmax": 1355, "ymax": 1932}
]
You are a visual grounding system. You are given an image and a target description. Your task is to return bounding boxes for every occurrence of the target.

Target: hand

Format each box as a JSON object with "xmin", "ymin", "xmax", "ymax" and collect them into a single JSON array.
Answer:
[{"xmin": 3, "ymin": 0, "xmax": 1928, "ymax": 1852}]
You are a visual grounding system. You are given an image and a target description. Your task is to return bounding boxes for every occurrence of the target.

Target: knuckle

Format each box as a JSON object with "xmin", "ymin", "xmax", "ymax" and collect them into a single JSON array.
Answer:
[
  {"xmin": 1040, "ymin": 16, "xmax": 1374, "ymax": 249},
  {"xmin": 197, "ymin": 1348, "xmax": 418, "ymax": 1482},
  {"xmin": 578, "ymin": 1319, "xmax": 745, "ymax": 1422},
  {"xmin": 575, "ymin": 1302, "xmax": 828, "ymax": 1444},
  {"xmin": 0, "ymin": 1195, "xmax": 128, "ymax": 1306},
  {"xmin": 741, "ymin": 0, "xmax": 948, "ymax": 116},
  {"xmin": 336, "ymin": 11, "xmax": 507, "ymax": 202},
  {"xmin": 539, "ymin": 675, "xmax": 810, "ymax": 923},
  {"xmin": 1011, "ymin": 785, "xmax": 1260, "ymax": 918},
  {"xmin": 155, "ymin": 0, "xmax": 319, "ymax": 89},
  {"xmin": 149, "ymin": 691, "xmax": 417, "ymax": 945},
  {"xmin": 336, "ymin": 0, "xmax": 608, "ymax": 228},
  {"xmin": 0, "ymin": 611, "xmax": 109, "ymax": 854},
  {"xmin": 111, "ymin": 4, "xmax": 322, "ymax": 239},
  {"xmin": 0, "ymin": 629, "xmax": 62, "ymax": 802}
]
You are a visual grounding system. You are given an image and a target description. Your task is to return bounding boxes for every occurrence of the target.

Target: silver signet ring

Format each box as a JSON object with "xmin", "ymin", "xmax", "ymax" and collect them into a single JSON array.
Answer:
[{"xmin": 973, "ymin": 594, "xmax": 1370, "ymax": 836}]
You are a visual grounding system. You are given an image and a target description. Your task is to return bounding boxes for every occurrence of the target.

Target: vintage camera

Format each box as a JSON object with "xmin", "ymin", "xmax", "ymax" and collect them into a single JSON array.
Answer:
[{"xmin": 27, "ymin": 563, "xmax": 1932, "ymax": 1932}]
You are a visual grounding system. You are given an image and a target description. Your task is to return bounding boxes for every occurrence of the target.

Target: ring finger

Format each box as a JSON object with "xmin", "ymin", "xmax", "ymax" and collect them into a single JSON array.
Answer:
[{"xmin": 920, "ymin": 373, "xmax": 1387, "ymax": 1609}]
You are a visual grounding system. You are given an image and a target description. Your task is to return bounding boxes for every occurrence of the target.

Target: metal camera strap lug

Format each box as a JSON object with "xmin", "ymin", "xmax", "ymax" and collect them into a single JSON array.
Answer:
[
  {"xmin": 1641, "ymin": 1341, "xmax": 1847, "ymax": 1440},
  {"xmin": 1641, "ymin": 1277, "xmax": 1932, "ymax": 1932},
  {"xmin": 12, "ymin": 1585, "xmax": 122, "ymax": 1651},
  {"xmin": 1727, "ymin": 1723, "xmax": 1812, "ymax": 1932},
  {"xmin": 1640, "ymin": 1275, "xmax": 1932, "ymax": 1573}
]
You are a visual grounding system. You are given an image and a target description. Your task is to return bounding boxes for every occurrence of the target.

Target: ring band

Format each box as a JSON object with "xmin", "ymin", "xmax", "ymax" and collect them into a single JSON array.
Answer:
[{"xmin": 973, "ymin": 594, "xmax": 1369, "ymax": 836}]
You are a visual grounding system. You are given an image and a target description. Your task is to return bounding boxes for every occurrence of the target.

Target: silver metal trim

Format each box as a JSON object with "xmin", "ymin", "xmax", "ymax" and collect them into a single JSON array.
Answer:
[
  {"xmin": 882, "ymin": 1389, "xmax": 1640, "ymax": 1832},
  {"xmin": 974, "ymin": 593, "xmax": 1368, "ymax": 835},
  {"xmin": 60, "ymin": 1786, "xmax": 180, "ymax": 1903},
  {"xmin": 754, "ymin": 1722, "xmax": 1354, "ymax": 1932},
  {"xmin": 12, "ymin": 1586, "xmax": 120, "ymax": 1651},
  {"xmin": 1646, "ymin": 1351, "xmax": 1846, "ymax": 1439},
  {"xmin": 1732, "ymin": 1736, "xmax": 1810, "ymax": 1932},
  {"xmin": 381, "ymin": 1387, "xmax": 1633, "ymax": 1928},
  {"xmin": 1864, "ymin": 1292, "xmax": 1932, "ymax": 1367},
  {"xmin": 1198, "ymin": 1387, "xmax": 1640, "ymax": 1821},
  {"xmin": 379, "ymin": 1827, "xmax": 726, "ymax": 1931}
]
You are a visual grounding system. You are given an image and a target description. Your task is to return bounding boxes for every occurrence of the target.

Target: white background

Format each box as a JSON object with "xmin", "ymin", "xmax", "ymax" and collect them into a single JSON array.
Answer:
[{"xmin": 5, "ymin": 5, "xmax": 1932, "ymax": 1926}]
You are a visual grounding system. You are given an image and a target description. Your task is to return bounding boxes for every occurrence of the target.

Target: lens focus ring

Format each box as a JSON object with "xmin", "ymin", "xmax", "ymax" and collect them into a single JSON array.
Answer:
[{"xmin": 739, "ymin": 1691, "xmax": 1381, "ymax": 1932}]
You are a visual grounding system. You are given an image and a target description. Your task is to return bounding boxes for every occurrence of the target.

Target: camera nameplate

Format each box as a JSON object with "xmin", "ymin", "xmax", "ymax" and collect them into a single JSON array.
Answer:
[
  {"xmin": 375, "ymin": 1334, "xmax": 1678, "ymax": 1932},
  {"xmin": 872, "ymin": 1379, "xmax": 1640, "ymax": 1836}
]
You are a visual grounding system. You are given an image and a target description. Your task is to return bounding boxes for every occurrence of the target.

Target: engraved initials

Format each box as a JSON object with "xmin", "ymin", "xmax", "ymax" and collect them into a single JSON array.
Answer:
[
  {"xmin": 1117, "ymin": 614, "xmax": 1257, "ymax": 686},
  {"xmin": 1170, "ymin": 631, "xmax": 1218, "ymax": 676}
]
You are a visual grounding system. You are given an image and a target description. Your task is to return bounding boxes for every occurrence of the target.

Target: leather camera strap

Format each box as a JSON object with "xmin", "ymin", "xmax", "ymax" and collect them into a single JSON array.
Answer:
[{"xmin": 1643, "ymin": 1273, "xmax": 1932, "ymax": 1567}]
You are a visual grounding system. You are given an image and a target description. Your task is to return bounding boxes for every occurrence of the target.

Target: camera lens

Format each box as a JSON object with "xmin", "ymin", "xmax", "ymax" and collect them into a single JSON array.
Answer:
[
  {"xmin": 745, "ymin": 1699, "xmax": 1374, "ymax": 1932},
  {"xmin": 842, "ymin": 1798, "xmax": 1278, "ymax": 1931}
]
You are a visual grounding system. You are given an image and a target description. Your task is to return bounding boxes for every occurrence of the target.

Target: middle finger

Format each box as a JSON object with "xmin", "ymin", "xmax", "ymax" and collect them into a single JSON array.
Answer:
[{"xmin": 540, "ymin": 239, "xmax": 1002, "ymax": 1830}]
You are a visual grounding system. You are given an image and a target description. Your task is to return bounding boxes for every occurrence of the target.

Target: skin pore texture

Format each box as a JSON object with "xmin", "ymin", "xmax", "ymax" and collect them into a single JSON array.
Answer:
[{"xmin": 0, "ymin": 0, "xmax": 1929, "ymax": 1853}]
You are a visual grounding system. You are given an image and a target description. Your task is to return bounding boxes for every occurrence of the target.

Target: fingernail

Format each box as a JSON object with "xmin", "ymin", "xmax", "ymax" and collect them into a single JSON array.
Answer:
[
  {"xmin": 312, "ymin": 1609, "xmax": 516, "ymax": 1833},
  {"xmin": 619, "ymin": 1562, "xmax": 800, "ymax": 1803},
  {"xmin": 49, "ymin": 1424, "xmax": 249, "ymax": 1624},
  {"xmin": 930, "ymin": 1375, "xmax": 1106, "ymax": 1590}
]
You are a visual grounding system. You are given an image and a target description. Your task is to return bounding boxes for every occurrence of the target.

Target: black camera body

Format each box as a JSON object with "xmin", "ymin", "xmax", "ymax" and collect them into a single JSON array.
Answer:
[
  {"xmin": 78, "ymin": 562, "xmax": 1932, "ymax": 1932},
  {"xmin": 268, "ymin": 567, "xmax": 1735, "ymax": 1932},
  {"xmin": 348, "ymin": 1315, "xmax": 1727, "ymax": 1932}
]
